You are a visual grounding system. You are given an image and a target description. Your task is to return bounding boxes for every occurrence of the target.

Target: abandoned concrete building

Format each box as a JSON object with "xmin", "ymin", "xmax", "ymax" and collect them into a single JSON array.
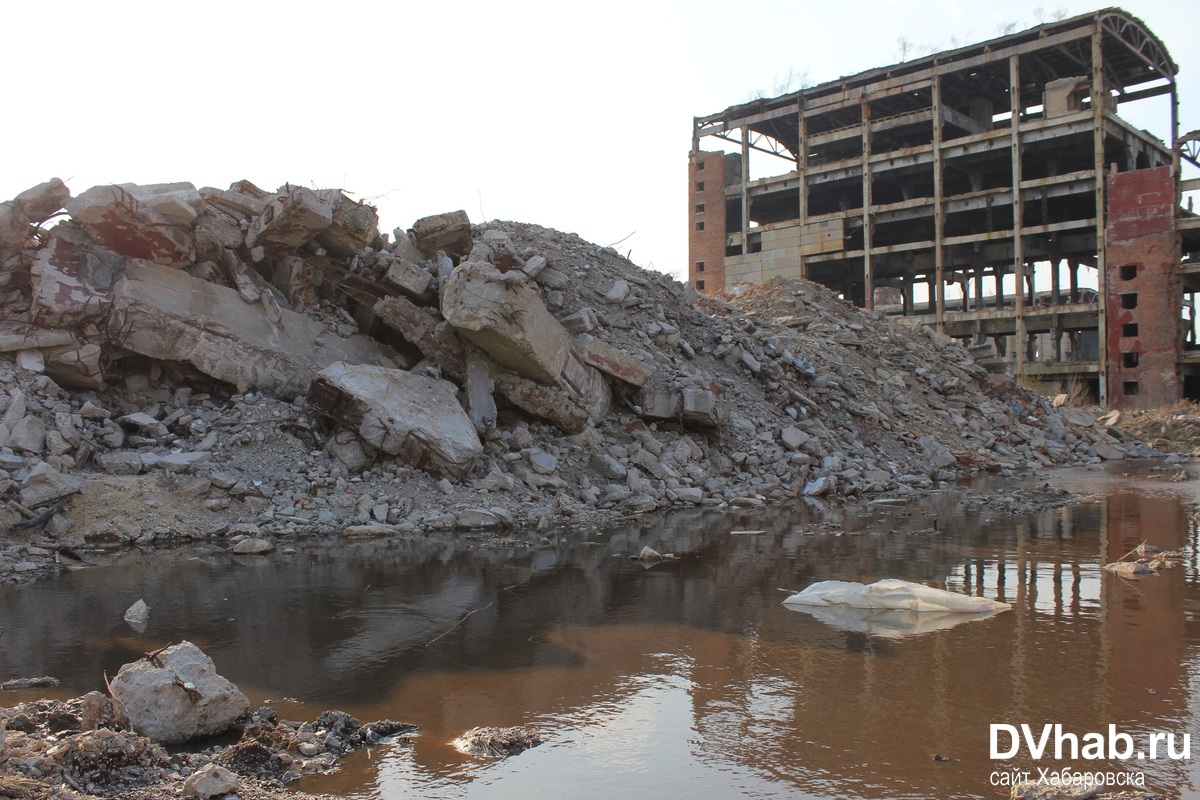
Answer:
[{"xmin": 689, "ymin": 8, "xmax": 1200, "ymax": 408}]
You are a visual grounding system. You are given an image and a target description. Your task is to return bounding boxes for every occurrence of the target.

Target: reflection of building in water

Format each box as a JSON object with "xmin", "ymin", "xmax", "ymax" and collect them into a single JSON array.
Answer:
[{"xmin": 1100, "ymin": 489, "xmax": 1189, "ymax": 722}]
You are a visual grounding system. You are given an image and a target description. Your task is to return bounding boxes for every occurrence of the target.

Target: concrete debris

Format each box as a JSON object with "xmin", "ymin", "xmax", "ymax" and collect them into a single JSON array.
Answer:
[
  {"xmin": 0, "ymin": 176, "xmax": 1155, "ymax": 587},
  {"xmin": 108, "ymin": 641, "xmax": 250, "ymax": 745}
]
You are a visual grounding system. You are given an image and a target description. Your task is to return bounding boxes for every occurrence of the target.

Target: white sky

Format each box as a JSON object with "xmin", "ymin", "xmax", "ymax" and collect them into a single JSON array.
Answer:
[{"xmin": 2, "ymin": 1, "xmax": 1197, "ymax": 283}]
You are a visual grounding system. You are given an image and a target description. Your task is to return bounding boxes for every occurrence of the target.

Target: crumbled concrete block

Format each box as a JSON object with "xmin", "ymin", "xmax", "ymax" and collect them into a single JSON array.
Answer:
[
  {"xmin": 246, "ymin": 186, "xmax": 334, "ymax": 253},
  {"xmin": 308, "ymin": 362, "xmax": 483, "ymax": 480},
  {"xmin": 315, "ymin": 191, "xmax": 379, "ymax": 257},
  {"xmin": 410, "ymin": 210, "xmax": 472, "ymax": 260},
  {"xmin": 573, "ymin": 333, "xmax": 654, "ymax": 387},
  {"xmin": 65, "ymin": 184, "xmax": 194, "ymax": 265}
]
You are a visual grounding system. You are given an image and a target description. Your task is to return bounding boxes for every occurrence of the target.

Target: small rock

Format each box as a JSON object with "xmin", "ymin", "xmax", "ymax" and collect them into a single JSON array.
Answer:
[
  {"xmin": 124, "ymin": 599, "xmax": 150, "ymax": 629},
  {"xmin": 183, "ymin": 763, "xmax": 239, "ymax": 799},
  {"xmin": 529, "ymin": 450, "xmax": 557, "ymax": 474},
  {"xmin": 232, "ymin": 537, "xmax": 273, "ymax": 555}
]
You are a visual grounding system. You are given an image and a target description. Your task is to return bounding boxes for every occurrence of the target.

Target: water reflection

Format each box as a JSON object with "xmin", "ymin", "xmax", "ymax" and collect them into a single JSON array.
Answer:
[{"xmin": 1, "ymin": 465, "xmax": 1199, "ymax": 799}]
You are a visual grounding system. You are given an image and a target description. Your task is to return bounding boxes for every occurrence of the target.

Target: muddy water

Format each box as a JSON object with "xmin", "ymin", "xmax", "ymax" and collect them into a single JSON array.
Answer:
[{"xmin": 3, "ymin": 464, "xmax": 1200, "ymax": 799}]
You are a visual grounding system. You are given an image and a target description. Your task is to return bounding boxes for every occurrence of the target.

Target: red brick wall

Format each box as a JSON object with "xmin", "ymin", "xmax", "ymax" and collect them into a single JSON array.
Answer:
[
  {"xmin": 1105, "ymin": 167, "xmax": 1180, "ymax": 409},
  {"xmin": 688, "ymin": 150, "xmax": 727, "ymax": 295}
]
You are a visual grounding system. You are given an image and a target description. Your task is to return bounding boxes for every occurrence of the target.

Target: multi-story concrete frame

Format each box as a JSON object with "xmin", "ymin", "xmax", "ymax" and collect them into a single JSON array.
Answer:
[{"xmin": 690, "ymin": 8, "xmax": 1199, "ymax": 408}]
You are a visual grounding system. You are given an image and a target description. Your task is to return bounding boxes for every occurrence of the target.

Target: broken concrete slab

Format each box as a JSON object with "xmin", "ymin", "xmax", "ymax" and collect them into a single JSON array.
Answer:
[
  {"xmin": 245, "ymin": 186, "xmax": 333, "ymax": 254},
  {"xmin": 410, "ymin": 210, "xmax": 472, "ymax": 260},
  {"xmin": 573, "ymin": 333, "xmax": 654, "ymax": 387},
  {"xmin": 308, "ymin": 362, "xmax": 483, "ymax": 480},
  {"xmin": 65, "ymin": 184, "xmax": 194, "ymax": 266},
  {"xmin": 441, "ymin": 262, "xmax": 572, "ymax": 385},
  {"xmin": 107, "ymin": 261, "xmax": 399, "ymax": 397}
]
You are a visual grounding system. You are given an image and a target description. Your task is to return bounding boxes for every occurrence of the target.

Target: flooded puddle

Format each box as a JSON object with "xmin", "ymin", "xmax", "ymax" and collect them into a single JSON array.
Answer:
[{"xmin": 3, "ymin": 463, "xmax": 1200, "ymax": 799}]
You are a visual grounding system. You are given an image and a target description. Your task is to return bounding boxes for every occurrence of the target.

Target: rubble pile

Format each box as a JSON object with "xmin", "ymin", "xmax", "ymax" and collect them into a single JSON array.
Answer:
[
  {"xmin": 0, "ymin": 177, "xmax": 1148, "ymax": 583},
  {"xmin": 0, "ymin": 645, "xmax": 413, "ymax": 800}
]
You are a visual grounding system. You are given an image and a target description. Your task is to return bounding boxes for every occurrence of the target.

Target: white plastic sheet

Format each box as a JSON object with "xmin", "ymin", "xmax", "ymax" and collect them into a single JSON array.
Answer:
[{"xmin": 782, "ymin": 579, "xmax": 1011, "ymax": 638}]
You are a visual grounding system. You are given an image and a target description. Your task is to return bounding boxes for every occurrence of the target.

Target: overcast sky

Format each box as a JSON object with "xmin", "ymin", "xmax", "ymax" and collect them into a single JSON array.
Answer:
[{"xmin": 3, "ymin": 1, "xmax": 1196, "ymax": 282}]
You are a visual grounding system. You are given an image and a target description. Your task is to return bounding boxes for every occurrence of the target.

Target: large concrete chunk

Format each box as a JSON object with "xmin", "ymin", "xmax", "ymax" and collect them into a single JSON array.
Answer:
[
  {"xmin": 308, "ymin": 362, "xmax": 483, "ymax": 480},
  {"xmin": 246, "ymin": 186, "xmax": 333, "ymax": 253},
  {"xmin": 109, "ymin": 641, "xmax": 250, "ymax": 745},
  {"xmin": 29, "ymin": 226, "xmax": 123, "ymax": 327},
  {"xmin": 65, "ymin": 184, "xmax": 194, "ymax": 266},
  {"xmin": 315, "ymin": 192, "xmax": 379, "ymax": 256},
  {"xmin": 410, "ymin": 210, "xmax": 472, "ymax": 260},
  {"xmin": 108, "ymin": 261, "xmax": 397, "ymax": 397},
  {"xmin": 442, "ymin": 262, "xmax": 572, "ymax": 385},
  {"xmin": 573, "ymin": 333, "xmax": 654, "ymax": 387}
]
